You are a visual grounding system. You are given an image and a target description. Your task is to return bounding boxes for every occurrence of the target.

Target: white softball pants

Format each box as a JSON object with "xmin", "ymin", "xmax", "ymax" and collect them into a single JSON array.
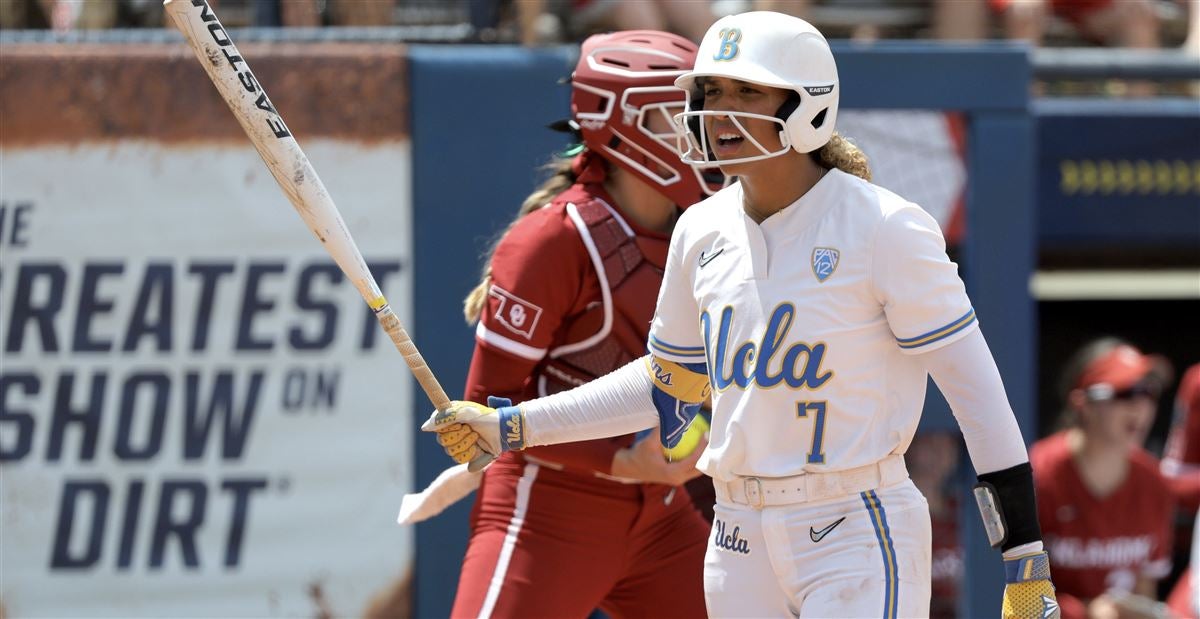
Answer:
[{"xmin": 704, "ymin": 478, "xmax": 932, "ymax": 618}]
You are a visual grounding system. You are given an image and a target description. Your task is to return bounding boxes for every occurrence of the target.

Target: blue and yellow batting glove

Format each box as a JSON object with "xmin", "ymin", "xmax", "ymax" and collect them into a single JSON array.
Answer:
[{"xmin": 1002, "ymin": 551, "xmax": 1059, "ymax": 619}]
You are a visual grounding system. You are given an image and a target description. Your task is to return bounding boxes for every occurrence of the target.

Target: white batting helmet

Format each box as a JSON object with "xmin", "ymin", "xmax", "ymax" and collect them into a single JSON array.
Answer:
[{"xmin": 675, "ymin": 12, "xmax": 839, "ymax": 165}]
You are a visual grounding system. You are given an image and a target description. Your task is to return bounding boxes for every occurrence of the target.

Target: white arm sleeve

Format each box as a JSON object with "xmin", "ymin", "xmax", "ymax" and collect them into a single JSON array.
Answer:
[
  {"xmin": 923, "ymin": 328, "xmax": 1030, "ymax": 475},
  {"xmin": 521, "ymin": 357, "xmax": 658, "ymax": 447}
]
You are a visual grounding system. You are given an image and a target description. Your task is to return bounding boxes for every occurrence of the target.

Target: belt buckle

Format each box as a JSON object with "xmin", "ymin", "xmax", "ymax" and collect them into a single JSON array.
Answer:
[{"xmin": 744, "ymin": 477, "xmax": 764, "ymax": 509}]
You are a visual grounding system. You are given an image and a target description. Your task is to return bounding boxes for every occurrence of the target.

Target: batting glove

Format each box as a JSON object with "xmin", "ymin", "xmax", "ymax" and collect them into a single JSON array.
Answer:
[
  {"xmin": 421, "ymin": 397, "xmax": 526, "ymax": 470},
  {"xmin": 1001, "ymin": 551, "xmax": 1060, "ymax": 619}
]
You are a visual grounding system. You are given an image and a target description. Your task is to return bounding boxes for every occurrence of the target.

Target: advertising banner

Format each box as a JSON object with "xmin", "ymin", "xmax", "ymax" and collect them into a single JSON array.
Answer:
[{"xmin": 1, "ymin": 140, "xmax": 414, "ymax": 617}]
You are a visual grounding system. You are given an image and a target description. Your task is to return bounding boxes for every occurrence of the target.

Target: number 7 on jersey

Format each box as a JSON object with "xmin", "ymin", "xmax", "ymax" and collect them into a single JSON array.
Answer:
[{"xmin": 797, "ymin": 401, "xmax": 827, "ymax": 464}]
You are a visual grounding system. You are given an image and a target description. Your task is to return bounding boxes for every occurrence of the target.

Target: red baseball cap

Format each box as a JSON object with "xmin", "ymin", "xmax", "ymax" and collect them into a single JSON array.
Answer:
[{"xmin": 1076, "ymin": 344, "xmax": 1168, "ymax": 400}]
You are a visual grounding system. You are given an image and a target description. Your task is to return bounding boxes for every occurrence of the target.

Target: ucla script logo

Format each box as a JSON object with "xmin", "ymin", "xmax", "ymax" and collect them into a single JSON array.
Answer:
[
  {"xmin": 651, "ymin": 360, "xmax": 674, "ymax": 387},
  {"xmin": 504, "ymin": 412, "xmax": 524, "ymax": 449},
  {"xmin": 713, "ymin": 519, "xmax": 751, "ymax": 554},
  {"xmin": 701, "ymin": 304, "xmax": 833, "ymax": 392}
]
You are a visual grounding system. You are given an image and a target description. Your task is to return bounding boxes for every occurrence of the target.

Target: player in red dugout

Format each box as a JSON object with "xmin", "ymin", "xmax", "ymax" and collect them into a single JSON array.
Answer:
[
  {"xmin": 1164, "ymin": 363, "xmax": 1200, "ymax": 616},
  {"xmin": 1032, "ymin": 338, "xmax": 1176, "ymax": 618},
  {"xmin": 446, "ymin": 30, "xmax": 721, "ymax": 618},
  {"xmin": 1164, "ymin": 363, "xmax": 1200, "ymax": 513},
  {"xmin": 428, "ymin": 11, "xmax": 1060, "ymax": 618}
]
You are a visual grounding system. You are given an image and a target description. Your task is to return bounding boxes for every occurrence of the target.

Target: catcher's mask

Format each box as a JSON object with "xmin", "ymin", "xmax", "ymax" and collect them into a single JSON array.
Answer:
[{"xmin": 570, "ymin": 30, "xmax": 726, "ymax": 207}]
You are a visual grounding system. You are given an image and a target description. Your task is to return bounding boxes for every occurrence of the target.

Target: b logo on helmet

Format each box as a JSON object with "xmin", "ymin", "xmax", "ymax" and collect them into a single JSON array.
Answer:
[{"xmin": 713, "ymin": 28, "xmax": 741, "ymax": 61}]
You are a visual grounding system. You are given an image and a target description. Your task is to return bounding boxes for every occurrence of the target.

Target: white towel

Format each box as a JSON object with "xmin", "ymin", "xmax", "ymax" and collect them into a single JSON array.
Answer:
[{"xmin": 396, "ymin": 463, "xmax": 483, "ymax": 525}]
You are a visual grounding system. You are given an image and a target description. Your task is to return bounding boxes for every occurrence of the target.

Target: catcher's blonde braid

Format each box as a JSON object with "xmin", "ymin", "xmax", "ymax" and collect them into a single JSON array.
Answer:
[
  {"xmin": 463, "ymin": 157, "xmax": 577, "ymax": 324},
  {"xmin": 813, "ymin": 132, "xmax": 872, "ymax": 182}
]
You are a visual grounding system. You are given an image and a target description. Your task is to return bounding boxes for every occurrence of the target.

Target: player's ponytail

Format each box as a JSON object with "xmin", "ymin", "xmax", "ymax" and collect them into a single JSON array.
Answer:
[
  {"xmin": 812, "ymin": 132, "xmax": 871, "ymax": 181},
  {"xmin": 463, "ymin": 156, "xmax": 578, "ymax": 324}
]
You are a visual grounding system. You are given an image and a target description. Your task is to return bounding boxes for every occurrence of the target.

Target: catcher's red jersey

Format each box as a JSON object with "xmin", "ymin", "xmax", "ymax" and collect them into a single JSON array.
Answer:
[
  {"xmin": 452, "ymin": 181, "xmax": 709, "ymax": 619},
  {"xmin": 1031, "ymin": 431, "xmax": 1174, "ymax": 602},
  {"xmin": 466, "ymin": 182, "xmax": 671, "ymax": 473}
]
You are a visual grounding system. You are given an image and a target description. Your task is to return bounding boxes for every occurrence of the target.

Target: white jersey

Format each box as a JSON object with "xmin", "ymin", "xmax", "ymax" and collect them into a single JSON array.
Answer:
[{"xmin": 648, "ymin": 169, "xmax": 977, "ymax": 482}]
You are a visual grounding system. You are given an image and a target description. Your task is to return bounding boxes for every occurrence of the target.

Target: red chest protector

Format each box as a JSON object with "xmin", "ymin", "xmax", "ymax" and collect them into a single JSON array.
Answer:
[{"xmin": 535, "ymin": 184, "xmax": 670, "ymax": 397}]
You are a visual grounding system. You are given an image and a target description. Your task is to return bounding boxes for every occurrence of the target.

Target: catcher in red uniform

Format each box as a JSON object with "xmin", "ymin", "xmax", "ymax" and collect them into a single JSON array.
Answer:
[
  {"xmin": 447, "ymin": 30, "xmax": 721, "ymax": 619},
  {"xmin": 1032, "ymin": 338, "xmax": 1176, "ymax": 619}
]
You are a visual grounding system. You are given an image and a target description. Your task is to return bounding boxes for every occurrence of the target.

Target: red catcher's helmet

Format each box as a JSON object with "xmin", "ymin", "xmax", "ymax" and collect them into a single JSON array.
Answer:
[{"xmin": 572, "ymin": 30, "xmax": 722, "ymax": 208}]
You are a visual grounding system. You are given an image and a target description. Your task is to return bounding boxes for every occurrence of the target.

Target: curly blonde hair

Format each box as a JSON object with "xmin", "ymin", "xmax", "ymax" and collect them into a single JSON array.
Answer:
[{"xmin": 812, "ymin": 132, "xmax": 871, "ymax": 181}]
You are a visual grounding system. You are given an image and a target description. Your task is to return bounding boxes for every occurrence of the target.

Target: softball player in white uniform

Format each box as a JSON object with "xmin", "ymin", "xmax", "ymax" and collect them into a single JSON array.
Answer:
[
  {"xmin": 649, "ymin": 169, "xmax": 966, "ymax": 616},
  {"xmin": 428, "ymin": 12, "xmax": 1060, "ymax": 618}
]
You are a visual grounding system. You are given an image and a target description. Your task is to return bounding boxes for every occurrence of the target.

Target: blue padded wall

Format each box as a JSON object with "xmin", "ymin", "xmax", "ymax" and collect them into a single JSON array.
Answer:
[{"xmin": 410, "ymin": 42, "xmax": 1034, "ymax": 618}]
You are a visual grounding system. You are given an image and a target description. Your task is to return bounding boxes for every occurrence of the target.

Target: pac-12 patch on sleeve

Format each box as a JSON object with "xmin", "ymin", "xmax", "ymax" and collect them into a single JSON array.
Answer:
[{"xmin": 487, "ymin": 285, "xmax": 544, "ymax": 340}]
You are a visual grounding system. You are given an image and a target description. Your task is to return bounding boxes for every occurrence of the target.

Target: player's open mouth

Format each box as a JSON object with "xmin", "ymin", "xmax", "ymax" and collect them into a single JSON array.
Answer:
[{"xmin": 713, "ymin": 131, "xmax": 744, "ymax": 156}]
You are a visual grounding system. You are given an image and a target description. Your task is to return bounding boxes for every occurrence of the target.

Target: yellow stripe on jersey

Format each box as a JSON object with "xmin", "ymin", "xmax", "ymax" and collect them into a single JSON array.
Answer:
[
  {"xmin": 896, "ymin": 308, "xmax": 977, "ymax": 350},
  {"xmin": 644, "ymin": 356, "xmax": 711, "ymax": 403}
]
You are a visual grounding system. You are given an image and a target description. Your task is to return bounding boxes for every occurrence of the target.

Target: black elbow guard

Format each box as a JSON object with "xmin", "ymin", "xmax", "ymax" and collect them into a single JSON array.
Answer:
[{"xmin": 973, "ymin": 461, "xmax": 1043, "ymax": 552}]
